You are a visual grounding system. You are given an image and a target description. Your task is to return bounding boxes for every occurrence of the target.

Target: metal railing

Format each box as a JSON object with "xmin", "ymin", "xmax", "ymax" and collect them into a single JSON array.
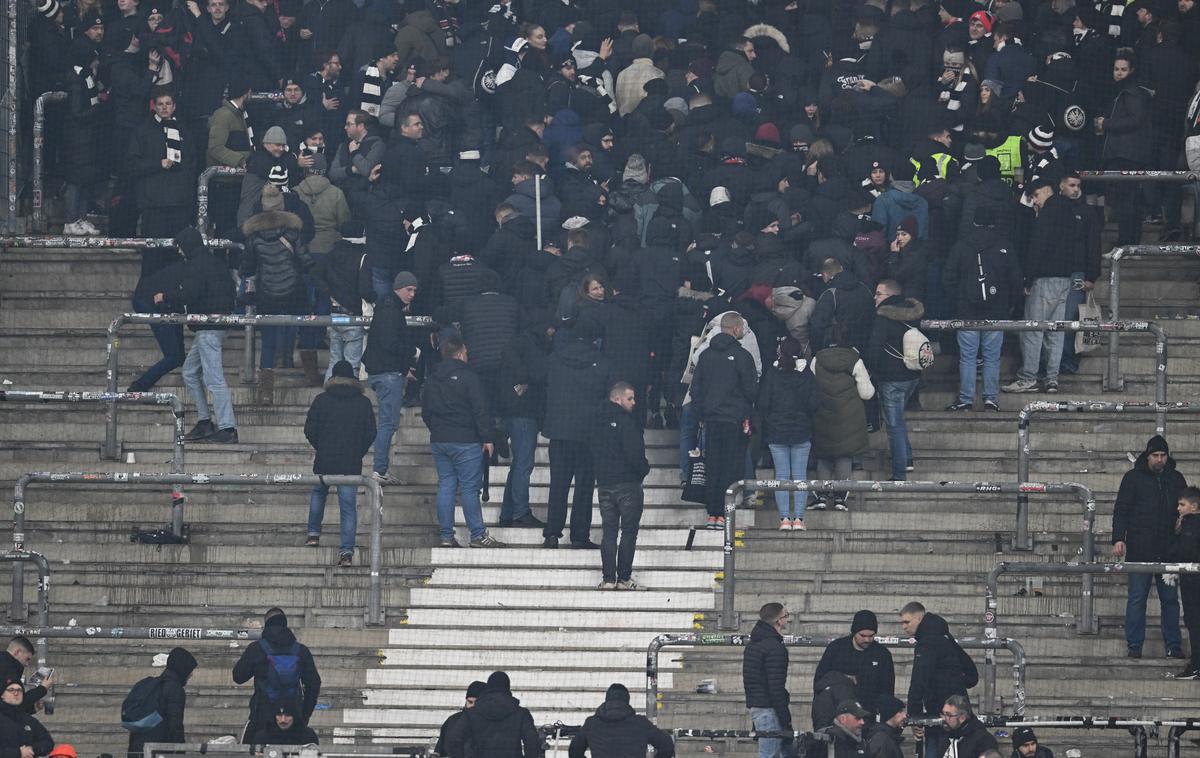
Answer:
[
  {"xmin": 31, "ymin": 90, "xmax": 65, "ymax": 232},
  {"xmin": 0, "ymin": 624, "xmax": 259, "ymax": 639},
  {"xmin": 143, "ymin": 743, "xmax": 432, "ymax": 758},
  {"xmin": 1, "ymin": 551, "xmax": 53, "ymax": 710},
  {"xmin": 908, "ymin": 715, "xmax": 1166, "ymax": 758},
  {"xmin": 920, "ymin": 319, "xmax": 1167, "ymax": 397},
  {"xmin": 646, "ymin": 632, "xmax": 1027, "ymax": 720},
  {"xmin": 0, "ymin": 235, "xmax": 240, "ymax": 249},
  {"xmin": 720, "ymin": 480, "xmax": 1097, "ymax": 628},
  {"xmin": 1078, "ymin": 170, "xmax": 1200, "ymax": 183},
  {"xmin": 12, "ymin": 472, "xmax": 387, "ymax": 624},
  {"xmin": 196, "ymin": 165, "xmax": 247, "ymax": 235},
  {"xmin": 1, "ymin": 389, "xmax": 186, "ymax": 470},
  {"xmin": 1016, "ymin": 401, "xmax": 1200, "ymax": 521},
  {"xmin": 1105, "ymin": 245, "xmax": 1200, "ymax": 387}
]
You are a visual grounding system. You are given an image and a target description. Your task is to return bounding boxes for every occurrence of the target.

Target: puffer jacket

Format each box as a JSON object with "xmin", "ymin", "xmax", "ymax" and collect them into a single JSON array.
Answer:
[
  {"xmin": 742, "ymin": 620, "xmax": 791, "ymax": 727},
  {"xmin": 812, "ymin": 346, "xmax": 874, "ymax": 458},
  {"xmin": 871, "ymin": 188, "xmax": 929, "ymax": 242},
  {"xmin": 460, "ymin": 291, "xmax": 520, "ymax": 374},
  {"xmin": 240, "ymin": 210, "xmax": 313, "ymax": 309},
  {"xmin": 1102, "ymin": 80, "xmax": 1154, "ymax": 166},
  {"xmin": 866, "ymin": 295, "xmax": 924, "ymax": 383},
  {"xmin": 714, "ymin": 48, "xmax": 755, "ymax": 99},
  {"xmin": 770, "ymin": 287, "xmax": 815, "ymax": 355},
  {"xmin": 296, "ymin": 175, "xmax": 352, "ymax": 254},
  {"xmin": 1113, "ymin": 440, "xmax": 1189, "ymax": 562}
]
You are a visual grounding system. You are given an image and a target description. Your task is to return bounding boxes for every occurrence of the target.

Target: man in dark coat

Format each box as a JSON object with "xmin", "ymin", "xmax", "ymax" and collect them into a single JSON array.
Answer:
[
  {"xmin": 129, "ymin": 89, "xmax": 196, "ymax": 239},
  {"xmin": 181, "ymin": 0, "xmax": 240, "ymax": 124},
  {"xmin": 592, "ymin": 382, "xmax": 650, "ymax": 589},
  {"xmin": 809, "ymin": 701, "xmax": 869, "ymax": 758},
  {"xmin": 422, "ymin": 336, "xmax": 503, "ymax": 548},
  {"xmin": 690, "ymin": 312, "xmax": 758, "ymax": 526},
  {"xmin": 361, "ymin": 271, "xmax": 419, "ymax": 485},
  {"xmin": 602, "ymin": 273, "xmax": 652, "ymax": 426},
  {"xmin": 813, "ymin": 610, "xmax": 896, "ymax": 716},
  {"xmin": 865, "ymin": 281, "xmax": 924, "ymax": 481},
  {"xmin": 568, "ymin": 683, "xmax": 675, "ymax": 758},
  {"xmin": 250, "ymin": 700, "xmax": 319, "ymax": 746},
  {"xmin": 232, "ymin": 608, "xmax": 321, "ymax": 743},
  {"xmin": 931, "ymin": 695, "xmax": 998, "ymax": 758},
  {"xmin": 303, "ymin": 360, "xmax": 376, "ymax": 565},
  {"xmin": 462, "ymin": 671, "xmax": 541, "ymax": 758},
  {"xmin": 128, "ymin": 647, "xmax": 197, "ymax": 758},
  {"xmin": 459, "ymin": 270, "xmax": 520, "ymax": 409},
  {"xmin": 809, "ymin": 259, "xmax": 875, "ymax": 353},
  {"xmin": 435, "ymin": 681, "xmax": 485, "ymax": 758},
  {"xmin": 1113, "ymin": 434, "xmax": 1188, "ymax": 657},
  {"xmin": 864, "ymin": 696, "xmax": 907, "ymax": 758},
  {"xmin": 0, "ymin": 638, "xmax": 49, "ymax": 714},
  {"xmin": 542, "ymin": 319, "xmax": 613, "ymax": 548},
  {"xmin": 497, "ymin": 320, "xmax": 553, "ymax": 529},
  {"xmin": 743, "ymin": 602, "xmax": 792, "ymax": 758},
  {"xmin": 232, "ymin": 0, "xmax": 284, "ymax": 91},
  {"xmin": 900, "ymin": 601, "xmax": 978, "ymax": 755}
]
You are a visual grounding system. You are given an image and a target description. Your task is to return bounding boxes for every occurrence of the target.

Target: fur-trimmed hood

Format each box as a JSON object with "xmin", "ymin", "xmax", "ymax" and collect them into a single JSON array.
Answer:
[
  {"xmin": 324, "ymin": 374, "xmax": 364, "ymax": 393},
  {"xmin": 677, "ymin": 286, "xmax": 714, "ymax": 302},
  {"xmin": 877, "ymin": 296, "xmax": 924, "ymax": 322},
  {"xmin": 743, "ymin": 23, "xmax": 790, "ymax": 54},
  {"xmin": 242, "ymin": 209, "xmax": 303, "ymax": 237}
]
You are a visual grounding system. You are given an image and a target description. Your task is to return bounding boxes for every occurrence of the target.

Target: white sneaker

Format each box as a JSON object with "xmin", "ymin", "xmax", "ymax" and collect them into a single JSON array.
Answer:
[
  {"xmin": 1002, "ymin": 378, "xmax": 1039, "ymax": 393},
  {"xmin": 80, "ymin": 219, "xmax": 101, "ymax": 235},
  {"xmin": 63, "ymin": 221, "xmax": 84, "ymax": 235}
]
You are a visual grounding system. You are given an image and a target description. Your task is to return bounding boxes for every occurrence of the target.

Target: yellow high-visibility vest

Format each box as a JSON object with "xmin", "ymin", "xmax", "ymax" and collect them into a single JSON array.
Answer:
[{"xmin": 986, "ymin": 135, "xmax": 1023, "ymax": 185}]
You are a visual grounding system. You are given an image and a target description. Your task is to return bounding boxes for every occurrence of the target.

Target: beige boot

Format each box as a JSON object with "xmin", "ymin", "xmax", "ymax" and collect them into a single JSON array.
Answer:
[
  {"xmin": 300, "ymin": 349, "xmax": 322, "ymax": 387},
  {"xmin": 255, "ymin": 368, "xmax": 275, "ymax": 406}
]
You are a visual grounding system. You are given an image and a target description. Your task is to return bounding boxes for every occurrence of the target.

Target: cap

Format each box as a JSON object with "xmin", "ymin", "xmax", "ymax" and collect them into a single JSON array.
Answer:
[
  {"xmin": 963, "ymin": 142, "xmax": 986, "ymax": 162},
  {"xmin": 836, "ymin": 700, "xmax": 871, "ymax": 718},
  {"xmin": 393, "ymin": 271, "xmax": 419, "ymax": 291},
  {"xmin": 709, "ymin": 186, "xmax": 732, "ymax": 206}
]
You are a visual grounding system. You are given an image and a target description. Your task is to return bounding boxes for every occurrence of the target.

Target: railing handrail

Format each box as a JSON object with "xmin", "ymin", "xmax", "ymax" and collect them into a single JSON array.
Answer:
[
  {"xmin": 1105, "ymin": 244, "xmax": 1200, "ymax": 261},
  {"xmin": 645, "ymin": 632, "xmax": 1027, "ymax": 720},
  {"xmin": 196, "ymin": 165, "xmax": 248, "ymax": 234},
  {"xmin": 1078, "ymin": 170, "xmax": 1200, "ymax": 182},
  {"xmin": 0, "ymin": 624, "xmax": 260, "ymax": 639},
  {"xmin": 0, "ymin": 551, "xmax": 53, "ymax": 711},
  {"xmin": 31, "ymin": 91, "xmax": 66, "ymax": 233},
  {"xmin": 13, "ymin": 472, "xmax": 387, "ymax": 625},
  {"xmin": 0, "ymin": 235, "xmax": 241, "ymax": 249}
]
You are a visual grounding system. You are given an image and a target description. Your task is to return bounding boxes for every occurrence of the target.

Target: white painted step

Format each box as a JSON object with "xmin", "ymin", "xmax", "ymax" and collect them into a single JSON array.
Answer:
[
  {"xmin": 423, "ymin": 567, "xmax": 718, "ymax": 589},
  {"xmin": 365, "ymin": 669, "xmax": 671, "ymax": 690},
  {"xmin": 362, "ymin": 688, "xmax": 648, "ymax": 710},
  {"xmin": 471, "ymin": 505, "xmax": 703, "ymax": 527},
  {"xmin": 379, "ymin": 648, "xmax": 670, "ymax": 669},
  {"xmin": 466, "ymin": 528, "xmax": 722, "ymax": 548},
  {"xmin": 406, "ymin": 587, "xmax": 714, "ymax": 610},
  {"xmin": 399, "ymin": 609, "xmax": 703, "ymax": 628},
  {"xmin": 343, "ymin": 708, "xmax": 592, "ymax": 728},
  {"xmin": 387, "ymin": 628, "xmax": 680, "ymax": 650},
  {"xmin": 430, "ymin": 547, "xmax": 723, "ymax": 568}
]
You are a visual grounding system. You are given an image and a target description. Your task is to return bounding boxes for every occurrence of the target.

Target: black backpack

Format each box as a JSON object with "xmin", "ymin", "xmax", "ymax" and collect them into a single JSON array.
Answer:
[
  {"xmin": 121, "ymin": 676, "xmax": 165, "ymax": 732},
  {"xmin": 967, "ymin": 241, "xmax": 1014, "ymax": 308}
]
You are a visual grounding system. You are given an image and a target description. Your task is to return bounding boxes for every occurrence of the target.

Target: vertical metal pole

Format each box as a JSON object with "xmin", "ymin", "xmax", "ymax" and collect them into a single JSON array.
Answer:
[
  {"xmin": 534, "ymin": 174, "xmax": 543, "ymax": 251},
  {"xmin": 1154, "ymin": 328, "xmax": 1167, "ymax": 434},
  {"xmin": 242, "ymin": 307, "xmax": 256, "ymax": 384},
  {"xmin": 1006, "ymin": 639, "xmax": 1026, "ymax": 717},
  {"xmin": 170, "ymin": 394, "xmax": 186, "ymax": 537},
  {"xmin": 721, "ymin": 482, "xmax": 742, "ymax": 631},
  {"xmin": 1105, "ymin": 252, "xmax": 1122, "ymax": 391},
  {"xmin": 1081, "ymin": 491, "xmax": 1097, "ymax": 634},
  {"xmin": 6, "ymin": 0, "xmax": 18, "ymax": 234},
  {"xmin": 103, "ymin": 316, "xmax": 125, "ymax": 460},
  {"xmin": 645, "ymin": 636, "xmax": 662, "ymax": 722},
  {"xmin": 9, "ymin": 478, "xmax": 28, "ymax": 620},
  {"xmin": 1015, "ymin": 412, "xmax": 1031, "ymax": 550},
  {"xmin": 366, "ymin": 476, "xmax": 384, "ymax": 625},
  {"xmin": 196, "ymin": 166, "xmax": 213, "ymax": 233}
]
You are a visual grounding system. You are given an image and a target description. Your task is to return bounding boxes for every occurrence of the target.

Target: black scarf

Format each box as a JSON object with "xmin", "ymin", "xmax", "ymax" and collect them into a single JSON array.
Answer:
[
  {"xmin": 360, "ymin": 65, "xmax": 384, "ymax": 117},
  {"xmin": 156, "ymin": 113, "xmax": 183, "ymax": 164}
]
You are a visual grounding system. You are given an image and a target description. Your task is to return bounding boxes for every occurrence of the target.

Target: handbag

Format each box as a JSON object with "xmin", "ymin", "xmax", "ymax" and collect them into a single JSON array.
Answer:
[
  {"xmin": 1075, "ymin": 291, "xmax": 1103, "ymax": 354},
  {"xmin": 681, "ymin": 447, "xmax": 708, "ymax": 504}
]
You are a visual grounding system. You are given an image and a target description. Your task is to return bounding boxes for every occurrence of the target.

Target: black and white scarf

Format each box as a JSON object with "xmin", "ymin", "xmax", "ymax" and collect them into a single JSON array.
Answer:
[
  {"xmin": 577, "ymin": 72, "xmax": 617, "ymax": 115},
  {"xmin": 73, "ymin": 64, "xmax": 100, "ymax": 108},
  {"xmin": 156, "ymin": 113, "xmax": 183, "ymax": 164},
  {"xmin": 943, "ymin": 69, "xmax": 975, "ymax": 131},
  {"xmin": 360, "ymin": 65, "xmax": 384, "ymax": 117},
  {"xmin": 1096, "ymin": 0, "xmax": 1124, "ymax": 39}
]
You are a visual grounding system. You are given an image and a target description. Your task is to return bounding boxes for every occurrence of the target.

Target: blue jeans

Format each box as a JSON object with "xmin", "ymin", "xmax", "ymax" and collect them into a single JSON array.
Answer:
[
  {"xmin": 182, "ymin": 330, "xmax": 236, "ymax": 430},
  {"xmin": 325, "ymin": 326, "xmax": 366, "ymax": 380},
  {"xmin": 957, "ymin": 330, "xmax": 1003, "ymax": 403},
  {"xmin": 501, "ymin": 417, "xmax": 538, "ymax": 522},
  {"xmin": 308, "ymin": 483, "xmax": 358, "ymax": 552},
  {"xmin": 366, "ymin": 372, "xmax": 405, "ymax": 475},
  {"xmin": 678, "ymin": 403, "xmax": 699, "ymax": 483},
  {"xmin": 749, "ymin": 707, "xmax": 784, "ymax": 758},
  {"xmin": 1125, "ymin": 572, "xmax": 1182, "ymax": 652},
  {"xmin": 878, "ymin": 379, "xmax": 918, "ymax": 480},
  {"xmin": 1018, "ymin": 277, "xmax": 1070, "ymax": 383},
  {"xmin": 129, "ymin": 294, "xmax": 184, "ymax": 390},
  {"xmin": 432, "ymin": 442, "xmax": 486, "ymax": 541},
  {"xmin": 1058, "ymin": 273, "xmax": 1085, "ymax": 374},
  {"xmin": 768, "ymin": 442, "xmax": 811, "ymax": 519}
]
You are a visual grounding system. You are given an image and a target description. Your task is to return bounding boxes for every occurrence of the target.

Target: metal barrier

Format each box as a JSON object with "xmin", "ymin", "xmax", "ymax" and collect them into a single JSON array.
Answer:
[
  {"xmin": 0, "ymin": 235, "xmax": 240, "ymax": 249},
  {"xmin": 985, "ymin": 561, "xmax": 1200, "ymax": 641},
  {"xmin": 247, "ymin": 92, "xmax": 284, "ymax": 103},
  {"xmin": 0, "ymin": 624, "xmax": 259, "ymax": 639},
  {"xmin": 1, "ymin": 389, "xmax": 186, "ymax": 470},
  {"xmin": 645, "ymin": 632, "xmax": 1027, "ymax": 721},
  {"xmin": 1079, "ymin": 170, "xmax": 1200, "ymax": 183},
  {"xmin": 720, "ymin": 480, "xmax": 1097, "ymax": 628},
  {"xmin": 1, "ymin": 551, "xmax": 53, "ymax": 710},
  {"xmin": 1105, "ymin": 245, "xmax": 1200, "ymax": 387},
  {"xmin": 12, "ymin": 472, "xmax": 387, "ymax": 624},
  {"xmin": 31, "ymin": 90, "xmax": 65, "ymax": 232},
  {"xmin": 196, "ymin": 165, "xmax": 246, "ymax": 235},
  {"xmin": 1016, "ymin": 401, "xmax": 1200, "ymax": 522},
  {"xmin": 143, "ymin": 743, "xmax": 431, "ymax": 758},
  {"xmin": 920, "ymin": 319, "xmax": 1167, "ymax": 397},
  {"xmin": 909, "ymin": 715, "xmax": 1166, "ymax": 758}
]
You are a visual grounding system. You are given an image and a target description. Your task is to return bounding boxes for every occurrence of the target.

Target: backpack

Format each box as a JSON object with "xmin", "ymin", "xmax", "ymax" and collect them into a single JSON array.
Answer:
[
  {"xmin": 887, "ymin": 326, "xmax": 935, "ymax": 371},
  {"xmin": 258, "ymin": 638, "xmax": 302, "ymax": 707},
  {"xmin": 966, "ymin": 242, "xmax": 1013, "ymax": 308},
  {"xmin": 121, "ymin": 676, "xmax": 165, "ymax": 732}
]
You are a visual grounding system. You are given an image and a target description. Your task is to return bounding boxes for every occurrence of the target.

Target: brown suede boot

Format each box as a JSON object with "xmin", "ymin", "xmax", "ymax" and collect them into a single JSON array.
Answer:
[
  {"xmin": 300, "ymin": 349, "xmax": 322, "ymax": 387},
  {"xmin": 255, "ymin": 368, "xmax": 275, "ymax": 406}
]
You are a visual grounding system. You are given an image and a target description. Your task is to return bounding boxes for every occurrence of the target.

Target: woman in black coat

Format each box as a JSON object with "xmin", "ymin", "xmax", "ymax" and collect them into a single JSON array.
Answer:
[
  {"xmin": 0, "ymin": 676, "xmax": 54, "ymax": 758},
  {"xmin": 883, "ymin": 216, "xmax": 927, "ymax": 302},
  {"xmin": 757, "ymin": 337, "xmax": 818, "ymax": 530},
  {"xmin": 1098, "ymin": 50, "xmax": 1154, "ymax": 244}
]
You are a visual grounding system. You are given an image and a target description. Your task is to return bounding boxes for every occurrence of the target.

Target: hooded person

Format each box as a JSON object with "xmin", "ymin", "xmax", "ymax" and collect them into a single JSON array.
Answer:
[
  {"xmin": 127, "ymin": 647, "xmax": 197, "ymax": 758},
  {"xmin": 812, "ymin": 610, "xmax": 897, "ymax": 716},
  {"xmin": 232, "ymin": 609, "xmax": 322, "ymax": 743},
  {"xmin": 250, "ymin": 698, "xmax": 319, "ymax": 746},
  {"xmin": 461, "ymin": 671, "xmax": 540, "ymax": 758},
  {"xmin": 1113, "ymin": 434, "xmax": 1189, "ymax": 657},
  {"xmin": 568, "ymin": 683, "xmax": 675, "ymax": 758},
  {"xmin": 436, "ymin": 681, "xmax": 486, "ymax": 758}
]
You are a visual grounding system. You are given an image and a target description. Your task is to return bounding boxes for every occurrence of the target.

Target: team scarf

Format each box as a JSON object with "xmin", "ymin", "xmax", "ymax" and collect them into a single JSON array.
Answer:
[
  {"xmin": 359, "ymin": 65, "xmax": 384, "ymax": 117},
  {"xmin": 73, "ymin": 64, "xmax": 100, "ymax": 108},
  {"xmin": 156, "ymin": 113, "xmax": 183, "ymax": 164}
]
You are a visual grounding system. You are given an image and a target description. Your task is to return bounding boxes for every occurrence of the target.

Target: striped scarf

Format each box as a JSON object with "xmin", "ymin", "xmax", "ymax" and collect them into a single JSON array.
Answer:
[
  {"xmin": 943, "ymin": 70, "xmax": 975, "ymax": 131},
  {"xmin": 1094, "ymin": 0, "xmax": 1124, "ymax": 38},
  {"xmin": 360, "ymin": 65, "xmax": 384, "ymax": 117},
  {"xmin": 157, "ymin": 114, "xmax": 183, "ymax": 164},
  {"xmin": 578, "ymin": 72, "xmax": 617, "ymax": 115},
  {"xmin": 73, "ymin": 65, "xmax": 100, "ymax": 108}
]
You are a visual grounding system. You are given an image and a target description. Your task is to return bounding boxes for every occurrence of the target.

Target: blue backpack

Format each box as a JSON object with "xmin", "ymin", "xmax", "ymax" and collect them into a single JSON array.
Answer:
[
  {"xmin": 121, "ymin": 676, "xmax": 165, "ymax": 732},
  {"xmin": 258, "ymin": 638, "xmax": 302, "ymax": 706}
]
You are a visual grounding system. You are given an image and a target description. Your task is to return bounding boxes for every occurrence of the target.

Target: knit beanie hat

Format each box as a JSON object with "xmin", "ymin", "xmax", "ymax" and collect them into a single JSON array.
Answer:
[
  {"xmin": 174, "ymin": 227, "xmax": 205, "ymax": 257},
  {"xmin": 1146, "ymin": 435, "xmax": 1170, "ymax": 455},
  {"xmin": 876, "ymin": 695, "xmax": 905, "ymax": 724},
  {"xmin": 897, "ymin": 216, "xmax": 918, "ymax": 238},
  {"xmin": 261, "ymin": 184, "xmax": 285, "ymax": 211},
  {"xmin": 37, "ymin": 0, "xmax": 61, "ymax": 19},
  {"xmin": 393, "ymin": 271, "xmax": 419, "ymax": 290},
  {"xmin": 851, "ymin": 609, "xmax": 878, "ymax": 634},
  {"xmin": 1012, "ymin": 727, "xmax": 1037, "ymax": 748},
  {"xmin": 731, "ymin": 92, "xmax": 758, "ymax": 118},
  {"xmin": 166, "ymin": 647, "xmax": 198, "ymax": 679},
  {"xmin": 632, "ymin": 33, "xmax": 654, "ymax": 59},
  {"xmin": 981, "ymin": 78, "xmax": 1004, "ymax": 97},
  {"xmin": 606, "ymin": 683, "xmax": 631, "ymax": 703},
  {"xmin": 331, "ymin": 360, "xmax": 355, "ymax": 379},
  {"xmin": 754, "ymin": 122, "xmax": 781, "ymax": 147},
  {"xmin": 623, "ymin": 154, "xmax": 650, "ymax": 184},
  {"xmin": 1027, "ymin": 124, "xmax": 1054, "ymax": 149},
  {"xmin": 970, "ymin": 10, "xmax": 994, "ymax": 32},
  {"xmin": 487, "ymin": 671, "xmax": 512, "ymax": 693},
  {"xmin": 995, "ymin": 2, "xmax": 1023, "ymax": 22},
  {"xmin": 466, "ymin": 681, "xmax": 487, "ymax": 699},
  {"xmin": 263, "ymin": 126, "xmax": 288, "ymax": 146}
]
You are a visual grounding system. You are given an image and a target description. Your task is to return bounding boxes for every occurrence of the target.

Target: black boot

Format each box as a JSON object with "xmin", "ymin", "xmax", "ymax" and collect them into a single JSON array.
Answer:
[{"xmin": 182, "ymin": 419, "xmax": 215, "ymax": 441}]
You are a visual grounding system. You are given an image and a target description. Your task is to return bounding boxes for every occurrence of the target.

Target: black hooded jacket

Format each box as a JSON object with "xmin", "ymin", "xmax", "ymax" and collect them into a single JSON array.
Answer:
[
  {"xmin": 128, "ymin": 648, "xmax": 197, "ymax": 757},
  {"xmin": 304, "ymin": 376, "xmax": 376, "ymax": 475},
  {"xmin": 742, "ymin": 620, "xmax": 791, "ymax": 728},
  {"xmin": 543, "ymin": 338, "xmax": 614, "ymax": 442},
  {"xmin": 462, "ymin": 688, "xmax": 541, "ymax": 758},
  {"xmin": 906, "ymin": 613, "xmax": 978, "ymax": 718},
  {"xmin": 690, "ymin": 332, "xmax": 758, "ymax": 425},
  {"xmin": 568, "ymin": 699, "xmax": 675, "ymax": 758},
  {"xmin": 1113, "ymin": 439, "xmax": 1189, "ymax": 562},
  {"xmin": 232, "ymin": 618, "xmax": 322, "ymax": 727},
  {"xmin": 932, "ymin": 716, "xmax": 998, "ymax": 758},
  {"xmin": 592, "ymin": 400, "xmax": 650, "ymax": 486},
  {"xmin": 251, "ymin": 715, "xmax": 320, "ymax": 746},
  {"xmin": 866, "ymin": 296, "xmax": 924, "ymax": 383}
]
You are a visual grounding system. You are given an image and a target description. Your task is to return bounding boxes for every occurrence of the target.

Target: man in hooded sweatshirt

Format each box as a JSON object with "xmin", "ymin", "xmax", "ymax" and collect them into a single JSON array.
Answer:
[
  {"xmin": 899, "ymin": 602, "xmax": 978, "ymax": 753},
  {"xmin": 814, "ymin": 611, "xmax": 895, "ymax": 716},
  {"xmin": 569, "ymin": 683, "xmax": 674, "ymax": 758},
  {"xmin": 232, "ymin": 608, "xmax": 321, "ymax": 743},
  {"xmin": 462, "ymin": 671, "xmax": 540, "ymax": 758},
  {"xmin": 127, "ymin": 647, "xmax": 197, "ymax": 758},
  {"xmin": 1113, "ymin": 434, "xmax": 1188, "ymax": 658},
  {"xmin": 251, "ymin": 700, "xmax": 319, "ymax": 745}
]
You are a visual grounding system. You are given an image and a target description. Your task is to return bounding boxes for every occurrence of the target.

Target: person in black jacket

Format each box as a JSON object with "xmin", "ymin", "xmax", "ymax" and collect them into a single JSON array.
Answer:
[
  {"xmin": 811, "ymin": 672, "xmax": 857, "ymax": 731},
  {"xmin": 462, "ymin": 671, "xmax": 541, "ymax": 758},
  {"xmin": 900, "ymin": 603, "xmax": 978, "ymax": 734},
  {"xmin": 423, "ymin": 337, "xmax": 504, "ymax": 549},
  {"xmin": 568, "ymin": 683, "xmax": 675, "ymax": 758},
  {"xmin": 435, "ymin": 681, "xmax": 484, "ymax": 758},
  {"xmin": 1097, "ymin": 50, "xmax": 1153, "ymax": 244},
  {"xmin": 865, "ymin": 696, "xmax": 907, "ymax": 758},
  {"xmin": 0, "ymin": 638, "xmax": 49, "ymax": 715},
  {"xmin": 931, "ymin": 695, "xmax": 998, "ymax": 758},
  {"xmin": 62, "ymin": 33, "xmax": 105, "ymax": 236},
  {"xmin": 1113, "ymin": 435, "xmax": 1188, "ymax": 658},
  {"xmin": 1010, "ymin": 726, "xmax": 1053, "ymax": 758},
  {"xmin": 128, "ymin": 647, "xmax": 197, "ymax": 758},
  {"xmin": 497, "ymin": 320, "xmax": 553, "ymax": 529},
  {"xmin": 157, "ymin": 227, "xmax": 239, "ymax": 444},
  {"xmin": 0, "ymin": 675, "xmax": 53, "ymax": 758},
  {"xmin": 310, "ymin": 228, "xmax": 371, "ymax": 380},
  {"xmin": 757, "ymin": 338, "xmax": 818, "ymax": 529},
  {"xmin": 593, "ymin": 382, "xmax": 650, "ymax": 589},
  {"xmin": 814, "ymin": 611, "xmax": 896, "ymax": 718},
  {"xmin": 1172, "ymin": 487, "xmax": 1200, "ymax": 678},
  {"xmin": 810, "ymin": 259, "xmax": 876, "ymax": 353},
  {"xmin": 304, "ymin": 360, "xmax": 376, "ymax": 565},
  {"xmin": 742, "ymin": 602, "xmax": 792, "ymax": 758},
  {"xmin": 866, "ymin": 281, "xmax": 924, "ymax": 482},
  {"xmin": 129, "ymin": 89, "xmax": 195, "ymax": 239},
  {"xmin": 361, "ymin": 271, "xmax": 419, "ymax": 485},
  {"xmin": 250, "ymin": 700, "xmax": 319, "ymax": 746},
  {"xmin": 232, "ymin": 608, "xmax": 321, "ymax": 743},
  {"xmin": 690, "ymin": 312, "xmax": 758, "ymax": 527},
  {"xmin": 542, "ymin": 319, "xmax": 613, "ymax": 549}
]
